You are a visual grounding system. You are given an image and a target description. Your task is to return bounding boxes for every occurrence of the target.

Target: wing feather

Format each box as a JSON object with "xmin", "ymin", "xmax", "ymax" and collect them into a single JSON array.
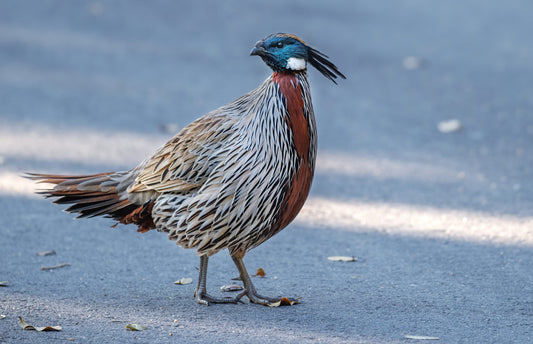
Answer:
[{"xmin": 129, "ymin": 112, "xmax": 238, "ymax": 195}]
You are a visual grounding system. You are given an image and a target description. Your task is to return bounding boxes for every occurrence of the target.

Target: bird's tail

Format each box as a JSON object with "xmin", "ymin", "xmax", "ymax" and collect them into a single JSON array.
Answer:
[{"xmin": 26, "ymin": 172, "xmax": 155, "ymax": 232}]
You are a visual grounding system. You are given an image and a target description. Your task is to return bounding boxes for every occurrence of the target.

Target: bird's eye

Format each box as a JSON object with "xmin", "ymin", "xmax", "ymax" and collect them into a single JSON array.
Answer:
[{"xmin": 276, "ymin": 42, "xmax": 284, "ymax": 48}]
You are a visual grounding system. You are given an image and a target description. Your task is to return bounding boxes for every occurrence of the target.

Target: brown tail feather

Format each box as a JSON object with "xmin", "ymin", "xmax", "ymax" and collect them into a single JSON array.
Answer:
[{"xmin": 26, "ymin": 172, "xmax": 155, "ymax": 232}]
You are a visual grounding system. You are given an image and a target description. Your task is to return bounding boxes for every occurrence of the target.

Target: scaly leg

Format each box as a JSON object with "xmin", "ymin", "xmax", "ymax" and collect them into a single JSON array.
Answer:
[
  {"xmin": 231, "ymin": 255, "xmax": 283, "ymax": 305},
  {"xmin": 194, "ymin": 255, "xmax": 241, "ymax": 305}
]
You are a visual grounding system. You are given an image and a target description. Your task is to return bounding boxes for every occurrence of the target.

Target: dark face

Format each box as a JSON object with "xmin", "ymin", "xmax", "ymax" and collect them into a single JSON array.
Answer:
[{"xmin": 250, "ymin": 34, "xmax": 309, "ymax": 72}]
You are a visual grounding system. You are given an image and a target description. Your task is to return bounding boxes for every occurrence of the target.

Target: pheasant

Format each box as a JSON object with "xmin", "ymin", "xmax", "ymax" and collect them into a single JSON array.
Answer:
[{"xmin": 28, "ymin": 33, "xmax": 345, "ymax": 306}]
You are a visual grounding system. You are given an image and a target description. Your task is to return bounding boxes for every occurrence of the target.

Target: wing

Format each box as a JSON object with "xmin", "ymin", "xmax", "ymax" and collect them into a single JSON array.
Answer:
[{"xmin": 129, "ymin": 111, "xmax": 238, "ymax": 195}]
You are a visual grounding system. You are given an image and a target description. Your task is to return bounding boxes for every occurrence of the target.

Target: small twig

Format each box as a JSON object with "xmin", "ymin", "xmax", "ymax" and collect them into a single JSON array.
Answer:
[{"xmin": 41, "ymin": 263, "xmax": 71, "ymax": 271}]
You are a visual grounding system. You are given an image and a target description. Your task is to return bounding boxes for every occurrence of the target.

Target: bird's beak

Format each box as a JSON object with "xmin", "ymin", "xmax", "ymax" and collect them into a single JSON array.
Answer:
[{"xmin": 250, "ymin": 41, "xmax": 266, "ymax": 56}]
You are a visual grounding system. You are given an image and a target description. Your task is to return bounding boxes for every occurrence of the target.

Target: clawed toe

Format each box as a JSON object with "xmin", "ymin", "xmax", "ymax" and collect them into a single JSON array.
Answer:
[
  {"xmin": 235, "ymin": 289, "xmax": 299, "ymax": 306},
  {"xmin": 238, "ymin": 290, "xmax": 278, "ymax": 305},
  {"xmin": 230, "ymin": 255, "xmax": 299, "ymax": 306},
  {"xmin": 195, "ymin": 291, "xmax": 242, "ymax": 305}
]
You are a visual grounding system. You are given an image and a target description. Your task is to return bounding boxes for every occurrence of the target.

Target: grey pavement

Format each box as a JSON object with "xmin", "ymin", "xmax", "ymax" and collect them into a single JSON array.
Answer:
[{"xmin": 1, "ymin": 1, "xmax": 532, "ymax": 343}]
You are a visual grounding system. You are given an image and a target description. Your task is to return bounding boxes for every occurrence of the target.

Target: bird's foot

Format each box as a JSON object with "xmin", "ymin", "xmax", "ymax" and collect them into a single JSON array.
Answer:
[
  {"xmin": 236, "ymin": 289, "xmax": 300, "ymax": 307},
  {"xmin": 194, "ymin": 289, "xmax": 243, "ymax": 306}
]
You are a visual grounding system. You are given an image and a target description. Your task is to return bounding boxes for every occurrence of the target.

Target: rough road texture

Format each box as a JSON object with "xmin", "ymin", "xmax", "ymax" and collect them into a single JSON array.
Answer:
[{"xmin": 1, "ymin": 1, "xmax": 532, "ymax": 343}]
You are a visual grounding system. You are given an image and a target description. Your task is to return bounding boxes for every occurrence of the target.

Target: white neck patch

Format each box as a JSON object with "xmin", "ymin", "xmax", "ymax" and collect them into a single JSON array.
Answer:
[{"xmin": 286, "ymin": 57, "xmax": 306, "ymax": 70}]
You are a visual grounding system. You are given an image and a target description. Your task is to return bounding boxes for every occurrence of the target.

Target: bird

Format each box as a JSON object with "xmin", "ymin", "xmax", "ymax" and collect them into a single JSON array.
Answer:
[{"xmin": 27, "ymin": 33, "xmax": 345, "ymax": 306}]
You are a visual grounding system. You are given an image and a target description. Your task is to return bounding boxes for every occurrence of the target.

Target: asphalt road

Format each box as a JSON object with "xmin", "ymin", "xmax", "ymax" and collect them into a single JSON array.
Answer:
[{"xmin": 1, "ymin": 1, "xmax": 532, "ymax": 343}]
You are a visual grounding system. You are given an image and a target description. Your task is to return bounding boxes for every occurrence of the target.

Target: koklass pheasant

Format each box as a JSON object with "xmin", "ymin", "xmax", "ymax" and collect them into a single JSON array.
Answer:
[{"xmin": 29, "ymin": 33, "xmax": 345, "ymax": 306}]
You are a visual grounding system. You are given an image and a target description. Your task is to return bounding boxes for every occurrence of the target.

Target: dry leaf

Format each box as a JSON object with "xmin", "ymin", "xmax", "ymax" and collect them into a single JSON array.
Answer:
[
  {"xmin": 437, "ymin": 119, "xmax": 462, "ymax": 133},
  {"xmin": 41, "ymin": 263, "xmax": 71, "ymax": 271},
  {"xmin": 126, "ymin": 324, "xmax": 147, "ymax": 331},
  {"xmin": 328, "ymin": 256, "xmax": 357, "ymax": 262},
  {"xmin": 174, "ymin": 278, "xmax": 193, "ymax": 285},
  {"xmin": 220, "ymin": 284, "xmax": 244, "ymax": 292},
  {"xmin": 267, "ymin": 297, "xmax": 300, "ymax": 307},
  {"xmin": 36, "ymin": 250, "xmax": 56, "ymax": 256},
  {"xmin": 0, "ymin": 281, "xmax": 8, "ymax": 287},
  {"xmin": 404, "ymin": 334, "xmax": 440, "ymax": 340},
  {"xmin": 18, "ymin": 317, "xmax": 62, "ymax": 331},
  {"xmin": 253, "ymin": 268, "xmax": 266, "ymax": 277}
]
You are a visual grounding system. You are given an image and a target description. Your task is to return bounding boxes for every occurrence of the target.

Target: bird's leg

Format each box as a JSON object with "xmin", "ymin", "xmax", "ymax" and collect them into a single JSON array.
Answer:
[
  {"xmin": 194, "ymin": 255, "xmax": 209, "ymax": 305},
  {"xmin": 231, "ymin": 255, "xmax": 282, "ymax": 305},
  {"xmin": 194, "ymin": 255, "xmax": 241, "ymax": 305}
]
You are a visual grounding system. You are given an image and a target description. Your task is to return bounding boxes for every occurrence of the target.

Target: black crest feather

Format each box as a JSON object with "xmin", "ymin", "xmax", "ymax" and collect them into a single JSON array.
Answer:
[{"xmin": 308, "ymin": 47, "xmax": 346, "ymax": 84}]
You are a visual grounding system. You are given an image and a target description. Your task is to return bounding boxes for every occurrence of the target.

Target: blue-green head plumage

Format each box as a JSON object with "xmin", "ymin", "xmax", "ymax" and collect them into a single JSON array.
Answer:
[{"xmin": 250, "ymin": 33, "xmax": 346, "ymax": 84}]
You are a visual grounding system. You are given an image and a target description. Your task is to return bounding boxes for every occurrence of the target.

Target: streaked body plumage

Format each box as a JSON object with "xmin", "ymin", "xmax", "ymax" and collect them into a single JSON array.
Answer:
[
  {"xmin": 29, "ymin": 33, "xmax": 344, "ymax": 305},
  {"xmin": 148, "ymin": 71, "xmax": 316, "ymax": 256}
]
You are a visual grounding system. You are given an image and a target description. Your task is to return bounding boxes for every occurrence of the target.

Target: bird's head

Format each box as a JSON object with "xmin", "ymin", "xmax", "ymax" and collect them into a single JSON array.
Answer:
[{"xmin": 250, "ymin": 33, "xmax": 346, "ymax": 84}]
